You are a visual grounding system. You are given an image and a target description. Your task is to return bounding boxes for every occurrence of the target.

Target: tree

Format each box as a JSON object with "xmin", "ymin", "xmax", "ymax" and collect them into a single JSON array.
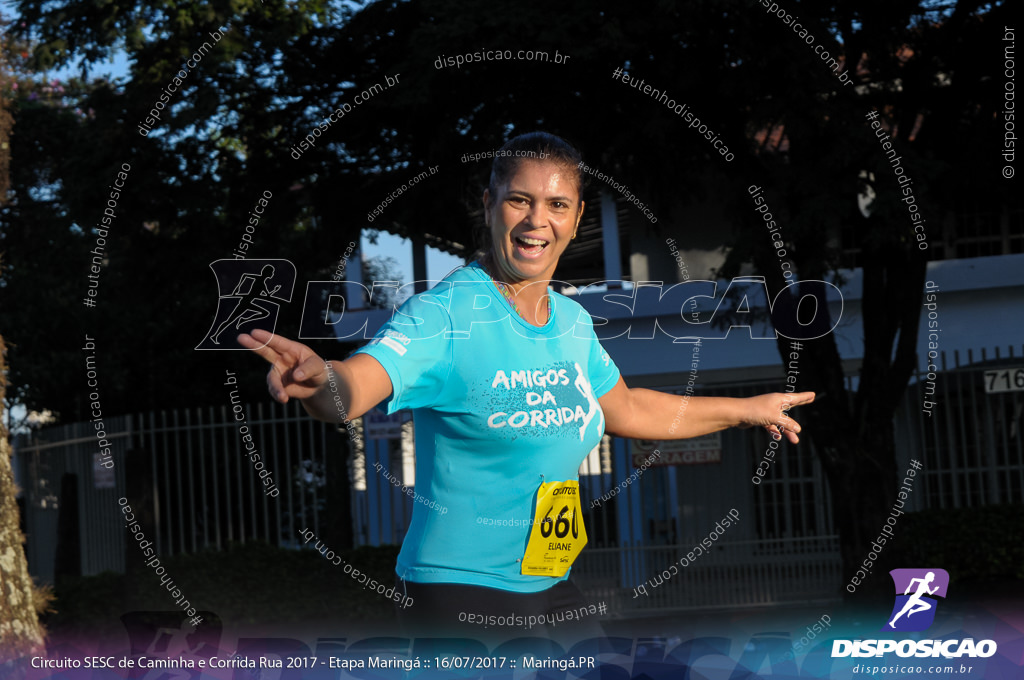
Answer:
[
  {"xmin": 1, "ymin": 0, "xmax": 368, "ymax": 418},
  {"xmin": 287, "ymin": 0, "xmax": 1016, "ymax": 592},
  {"xmin": 5, "ymin": 0, "xmax": 1016, "ymax": 597},
  {"xmin": 715, "ymin": 2, "xmax": 1017, "ymax": 593},
  {"xmin": 0, "ymin": 25, "xmax": 47, "ymax": 673},
  {"xmin": 362, "ymin": 250, "xmax": 408, "ymax": 310},
  {"xmin": 0, "ymin": 340, "xmax": 46, "ymax": 673}
]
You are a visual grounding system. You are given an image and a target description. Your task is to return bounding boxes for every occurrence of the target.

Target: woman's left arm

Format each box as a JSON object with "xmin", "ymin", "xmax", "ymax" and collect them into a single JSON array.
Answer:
[{"xmin": 598, "ymin": 377, "xmax": 815, "ymax": 444}]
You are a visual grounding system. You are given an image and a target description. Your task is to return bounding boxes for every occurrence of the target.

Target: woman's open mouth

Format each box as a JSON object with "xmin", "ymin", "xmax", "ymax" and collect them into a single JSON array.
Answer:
[{"xmin": 514, "ymin": 235, "xmax": 549, "ymax": 257}]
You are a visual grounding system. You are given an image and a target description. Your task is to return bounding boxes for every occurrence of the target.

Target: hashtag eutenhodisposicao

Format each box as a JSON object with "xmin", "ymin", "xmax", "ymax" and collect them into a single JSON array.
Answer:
[
  {"xmin": 83, "ymin": 163, "xmax": 132, "ymax": 307},
  {"xmin": 458, "ymin": 601, "xmax": 606, "ymax": 630},
  {"xmin": 845, "ymin": 460, "xmax": 923, "ymax": 593},
  {"xmin": 611, "ymin": 67, "xmax": 734, "ymax": 162}
]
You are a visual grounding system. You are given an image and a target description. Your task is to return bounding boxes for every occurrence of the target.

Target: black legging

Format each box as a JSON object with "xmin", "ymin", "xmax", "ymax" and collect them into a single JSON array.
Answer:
[{"xmin": 395, "ymin": 577, "xmax": 606, "ymax": 643}]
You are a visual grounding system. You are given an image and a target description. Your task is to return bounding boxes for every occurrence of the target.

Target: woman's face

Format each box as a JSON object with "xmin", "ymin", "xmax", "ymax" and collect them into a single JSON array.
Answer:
[{"xmin": 483, "ymin": 159, "xmax": 583, "ymax": 285}]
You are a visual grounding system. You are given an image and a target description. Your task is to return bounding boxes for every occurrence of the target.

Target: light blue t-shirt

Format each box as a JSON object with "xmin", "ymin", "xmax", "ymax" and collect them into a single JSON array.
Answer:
[{"xmin": 355, "ymin": 262, "xmax": 620, "ymax": 592}]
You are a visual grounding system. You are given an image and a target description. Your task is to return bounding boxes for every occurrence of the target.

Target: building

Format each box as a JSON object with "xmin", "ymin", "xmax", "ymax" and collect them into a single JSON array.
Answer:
[{"xmin": 349, "ymin": 181, "xmax": 1024, "ymax": 611}]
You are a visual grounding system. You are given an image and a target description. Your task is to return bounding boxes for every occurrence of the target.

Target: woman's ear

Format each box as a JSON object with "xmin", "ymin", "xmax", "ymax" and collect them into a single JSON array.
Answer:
[{"xmin": 482, "ymin": 188, "xmax": 492, "ymax": 226}]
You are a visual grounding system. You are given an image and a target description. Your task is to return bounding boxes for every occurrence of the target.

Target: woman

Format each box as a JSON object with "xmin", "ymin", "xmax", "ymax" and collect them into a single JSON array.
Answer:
[{"xmin": 239, "ymin": 132, "xmax": 813, "ymax": 635}]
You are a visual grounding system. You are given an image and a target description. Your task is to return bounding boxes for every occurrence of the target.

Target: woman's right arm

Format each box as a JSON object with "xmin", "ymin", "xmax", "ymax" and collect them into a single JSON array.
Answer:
[{"xmin": 238, "ymin": 328, "xmax": 393, "ymax": 423}]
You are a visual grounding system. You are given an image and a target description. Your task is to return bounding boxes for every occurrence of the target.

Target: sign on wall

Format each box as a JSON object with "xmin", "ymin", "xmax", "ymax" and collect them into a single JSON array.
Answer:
[{"xmin": 631, "ymin": 432, "xmax": 723, "ymax": 467}]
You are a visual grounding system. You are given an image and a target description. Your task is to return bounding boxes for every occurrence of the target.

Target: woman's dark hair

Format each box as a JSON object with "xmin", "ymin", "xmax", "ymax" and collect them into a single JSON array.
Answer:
[{"xmin": 487, "ymin": 131, "xmax": 586, "ymax": 200}]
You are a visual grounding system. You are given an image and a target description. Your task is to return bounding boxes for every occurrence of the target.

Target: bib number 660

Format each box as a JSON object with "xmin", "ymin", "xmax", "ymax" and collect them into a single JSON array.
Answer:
[{"xmin": 540, "ymin": 505, "xmax": 579, "ymax": 539}]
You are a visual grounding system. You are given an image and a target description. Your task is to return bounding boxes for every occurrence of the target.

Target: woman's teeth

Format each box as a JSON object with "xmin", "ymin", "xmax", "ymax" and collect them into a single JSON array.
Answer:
[{"xmin": 517, "ymin": 236, "xmax": 547, "ymax": 247}]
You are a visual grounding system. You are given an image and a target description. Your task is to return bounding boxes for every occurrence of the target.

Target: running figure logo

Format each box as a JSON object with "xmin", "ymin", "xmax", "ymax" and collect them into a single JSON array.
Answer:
[
  {"xmin": 883, "ymin": 568, "xmax": 950, "ymax": 632},
  {"xmin": 196, "ymin": 260, "xmax": 296, "ymax": 350},
  {"xmin": 573, "ymin": 362, "xmax": 603, "ymax": 441}
]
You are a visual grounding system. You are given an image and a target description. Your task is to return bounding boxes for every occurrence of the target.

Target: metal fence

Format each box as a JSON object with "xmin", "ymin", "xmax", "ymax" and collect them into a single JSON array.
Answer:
[
  {"xmin": 573, "ymin": 536, "xmax": 841, "ymax": 615},
  {"xmin": 14, "ymin": 345, "xmax": 1022, "ymax": 613},
  {"xmin": 132, "ymin": 402, "xmax": 343, "ymax": 555},
  {"xmin": 353, "ymin": 345, "xmax": 1023, "ymax": 611},
  {"xmin": 571, "ymin": 378, "xmax": 845, "ymax": 613},
  {"xmin": 15, "ymin": 415, "xmax": 132, "ymax": 581},
  {"xmin": 14, "ymin": 399, "xmax": 350, "ymax": 583},
  {"xmin": 898, "ymin": 345, "xmax": 1024, "ymax": 509}
]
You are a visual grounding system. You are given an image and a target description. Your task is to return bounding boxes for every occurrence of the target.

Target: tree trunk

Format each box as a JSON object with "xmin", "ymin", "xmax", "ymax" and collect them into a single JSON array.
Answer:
[
  {"xmin": 819, "ymin": 411, "xmax": 901, "ymax": 599},
  {"xmin": 756, "ymin": 215, "xmax": 928, "ymax": 599},
  {"xmin": 1, "ymin": 35, "xmax": 47, "ymax": 671},
  {"xmin": 785, "ymin": 328, "xmax": 904, "ymax": 597},
  {"xmin": 0, "ymin": 335, "xmax": 47, "ymax": 672}
]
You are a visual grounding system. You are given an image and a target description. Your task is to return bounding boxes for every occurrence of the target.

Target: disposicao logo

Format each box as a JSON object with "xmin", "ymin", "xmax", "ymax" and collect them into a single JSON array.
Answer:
[
  {"xmin": 884, "ymin": 568, "xmax": 949, "ymax": 632},
  {"xmin": 832, "ymin": 568, "xmax": 997, "ymax": 659},
  {"xmin": 196, "ymin": 260, "xmax": 296, "ymax": 350}
]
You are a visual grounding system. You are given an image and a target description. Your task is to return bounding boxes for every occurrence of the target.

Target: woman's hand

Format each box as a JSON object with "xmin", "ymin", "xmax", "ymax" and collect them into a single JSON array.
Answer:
[
  {"xmin": 237, "ymin": 328, "xmax": 329, "ymax": 403},
  {"xmin": 738, "ymin": 391, "xmax": 815, "ymax": 444},
  {"xmin": 237, "ymin": 329, "xmax": 393, "ymax": 423}
]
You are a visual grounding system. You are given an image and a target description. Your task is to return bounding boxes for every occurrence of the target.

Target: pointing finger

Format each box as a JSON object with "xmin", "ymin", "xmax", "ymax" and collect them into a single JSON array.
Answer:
[
  {"xmin": 293, "ymin": 355, "xmax": 327, "ymax": 383},
  {"xmin": 765, "ymin": 423, "xmax": 801, "ymax": 444},
  {"xmin": 266, "ymin": 366, "xmax": 288, "ymax": 403},
  {"xmin": 248, "ymin": 328, "xmax": 274, "ymax": 343},
  {"xmin": 777, "ymin": 410, "xmax": 804, "ymax": 433},
  {"xmin": 237, "ymin": 333, "xmax": 281, "ymax": 365},
  {"xmin": 782, "ymin": 391, "xmax": 816, "ymax": 408},
  {"xmin": 246, "ymin": 329, "xmax": 304, "ymax": 357}
]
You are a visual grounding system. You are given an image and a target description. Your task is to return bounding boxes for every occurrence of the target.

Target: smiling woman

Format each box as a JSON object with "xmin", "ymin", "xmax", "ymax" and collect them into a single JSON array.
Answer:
[
  {"xmin": 476, "ymin": 133, "xmax": 585, "ymax": 326},
  {"xmin": 238, "ymin": 131, "xmax": 813, "ymax": 639}
]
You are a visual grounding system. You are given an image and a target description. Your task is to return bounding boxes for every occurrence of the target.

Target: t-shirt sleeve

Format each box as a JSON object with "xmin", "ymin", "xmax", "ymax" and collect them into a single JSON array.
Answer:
[
  {"xmin": 353, "ymin": 285, "xmax": 454, "ymax": 413},
  {"xmin": 580, "ymin": 309, "xmax": 620, "ymax": 398}
]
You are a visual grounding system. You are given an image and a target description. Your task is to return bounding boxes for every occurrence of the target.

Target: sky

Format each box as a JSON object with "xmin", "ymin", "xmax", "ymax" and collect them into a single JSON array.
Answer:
[
  {"xmin": 1, "ymin": 21, "xmax": 463, "ymax": 430},
  {"xmin": 362, "ymin": 231, "xmax": 465, "ymax": 284},
  {"xmin": 23, "ymin": 29, "xmax": 464, "ymax": 286}
]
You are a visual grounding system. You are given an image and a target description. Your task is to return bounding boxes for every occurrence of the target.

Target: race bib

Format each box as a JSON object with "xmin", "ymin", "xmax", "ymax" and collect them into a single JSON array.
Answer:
[{"xmin": 521, "ymin": 480, "xmax": 587, "ymax": 577}]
